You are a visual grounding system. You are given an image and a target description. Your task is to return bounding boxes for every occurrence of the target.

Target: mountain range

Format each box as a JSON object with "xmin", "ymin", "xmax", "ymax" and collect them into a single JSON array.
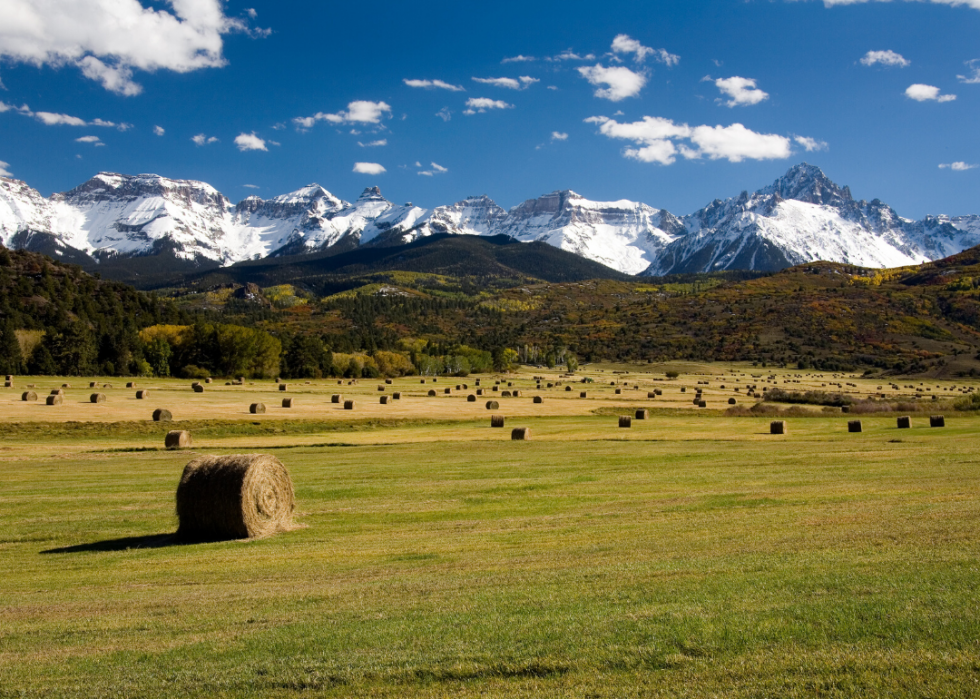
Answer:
[{"xmin": 1, "ymin": 164, "xmax": 978, "ymax": 279}]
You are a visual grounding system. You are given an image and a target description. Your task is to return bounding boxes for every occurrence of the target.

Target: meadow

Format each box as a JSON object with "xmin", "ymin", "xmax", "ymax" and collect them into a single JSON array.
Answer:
[{"xmin": 1, "ymin": 364, "xmax": 978, "ymax": 697}]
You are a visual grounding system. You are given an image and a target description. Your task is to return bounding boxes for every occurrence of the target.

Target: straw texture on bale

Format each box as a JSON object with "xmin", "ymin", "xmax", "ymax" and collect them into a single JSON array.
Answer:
[
  {"xmin": 930, "ymin": 415, "xmax": 945, "ymax": 427},
  {"xmin": 136, "ymin": 390, "xmax": 149, "ymax": 399},
  {"xmin": 165, "ymin": 430, "xmax": 191, "ymax": 449},
  {"xmin": 50, "ymin": 388, "xmax": 63, "ymax": 395},
  {"xmin": 533, "ymin": 396, "xmax": 543, "ymax": 404},
  {"xmin": 771, "ymin": 420, "xmax": 787, "ymax": 435},
  {"xmin": 46, "ymin": 394, "xmax": 63, "ymax": 406},
  {"xmin": 175, "ymin": 453, "xmax": 295, "ymax": 541},
  {"xmin": 90, "ymin": 393, "xmax": 106, "ymax": 404},
  {"xmin": 619, "ymin": 416, "xmax": 632, "ymax": 428},
  {"xmin": 282, "ymin": 398, "xmax": 294, "ymax": 408},
  {"xmin": 491, "ymin": 414, "xmax": 505, "ymax": 428},
  {"xmin": 848, "ymin": 420, "xmax": 863, "ymax": 433},
  {"xmin": 511, "ymin": 427, "xmax": 530, "ymax": 440},
  {"xmin": 250, "ymin": 403, "xmax": 266, "ymax": 414},
  {"xmin": 467, "ymin": 394, "xmax": 476, "ymax": 402},
  {"xmin": 897, "ymin": 416, "xmax": 911, "ymax": 429},
  {"xmin": 379, "ymin": 396, "xmax": 389, "ymax": 404},
  {"xmin": 344, "ymin": 400, "xmax": 355, "ymax": 410},
  {"xmin": 486, "ymin": 400, "xmax": 499, "ymax": 410},
  {"xmin": 152, "ymin": 408, "xmax": 172, "ymax": 421},
  {"xmin": 635, "ymin": 409, "xmax": 648, "ymax": 420},
  {"xmin": 21, "ymin": 391, "xmax": 37, "ymax": 401},
  {"xmin": 331, "ymin": 394, "xmax": 342, "ymax": 403}
]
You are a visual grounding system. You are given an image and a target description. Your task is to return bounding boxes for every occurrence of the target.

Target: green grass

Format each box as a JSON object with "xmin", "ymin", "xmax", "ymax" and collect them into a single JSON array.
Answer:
[{"xmin": 1, "ymin": 416, "xmax": 979, "ymax": 697}]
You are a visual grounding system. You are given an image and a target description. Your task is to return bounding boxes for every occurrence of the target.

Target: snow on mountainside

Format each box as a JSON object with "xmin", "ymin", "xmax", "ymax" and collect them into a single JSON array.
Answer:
[{"xmin": 0, "ymin": 165, "xmax": 978, "ymax": 277}]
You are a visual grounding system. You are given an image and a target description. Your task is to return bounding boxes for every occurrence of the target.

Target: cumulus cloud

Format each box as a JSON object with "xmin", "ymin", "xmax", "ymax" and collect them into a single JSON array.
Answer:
[
  {"xmin": 0, "ymin": 160, "xmax": 11, "ymax": 177},
  {"xmin": 293, "ymin": 101, "xmax": 392, "ymax": 130},
  {"xmin": 436, "ymin": 107, "xmax": 452, "ymax": 121},
  {"xmin": 234, "ymin": 132, "xmax": 266, "ymax": 151},
  {"xmin": 473, "ymin": 76, "xmax": 521, "ymax": 89},
  {"xmin": 358, "ymin": 139, "xmax": 387, "ymax": 147},
  {"xmin": 551, "ymin": 131, "xmax": 569, "ymax": 141},
  {"xmin": 549, "ymin": 49, "xmax": 596, "ymax": 61},
  {"xmin": 463, "ymin": 97, "xmax": 513, "ymax": 115},
  {"xmin": 403, "ymin": 78, "xmax": 464, "ymax": 91},
  {"xmin": 795, "ymin": 135, "xmax": 828, "ymax": 151},
  {"xmin": 610, "ymin": 34, "xmax": 680, "ymax": 66},
  {"xmin": 418, "ymin": 162, "xmax": 448, "ymax": 176},
  {"xmin": 577, "ymin": 64, "xmax": 646, "ymax": 101},
  {"xmin": 959, "ymin": 59, "xmax": 980, "ymax": 83},
  {"xmin": 715, "ymin": 76, "xmax": 769, "ymax": 107},
  {"xmin": 905, "ymin": 84, "xmax": 956, "ymax": 102},
  {"xmin": 192, "ymin": 133, "xmax": 218, "ymax": 146},
  {"xmin": 502, "ymin": 55, "xmax": 535, "ymax": 63},
  {"xmin": 153, "ymin": 125, "xmax": 165, "ymax": 136},
  {"xmin": 0, "ymin": 102, "xmax": 132, "ymax": 130},
  {"xmin": 75, "ymin": 135, "xmax": 104, "ymax": 145},
  {"xmin": 353, "ymin": 162, "xmax": 386, "ymax": 175},
  {"xmin": 939, "ymin": 161, "xmax": 978, "ymax": 170},
  {"xmin": 585, "ymin": 114, "xmax": 798, "ymax": 164},
  {"xmin": 860, "ymin": 50, "xmax": 910, "ymax": 67},
  {"xmin": 0, "ymin": 0, "xmax": 267, "ymax": 95}
]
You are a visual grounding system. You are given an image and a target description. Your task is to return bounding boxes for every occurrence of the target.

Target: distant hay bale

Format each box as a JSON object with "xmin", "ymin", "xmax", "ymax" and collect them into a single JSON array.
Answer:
[
  {"xmin": 533, "ymin": 396, "xmax": 543, "ymax": 404},
  {"xmin": 475, "ymin": 379, "xmax": 481, "ymax": 386},
  {"xmin": 501, "ymin": 390, "xmax": 512, "ymax": 397},
  {"xmin": 547, "ymin": 383, "xmax": 554, "ymax": 388},
  {"xmin": 205, "ymin": 378, "xmax": 212, "ymax": 384},
  {"xmin": 565, "ymin": 386, "xmax": 572, "ymax": 392},
  {"xmin": 279, "ymin": 384, "xmax": 287, "ymax": 392},
  {"xmin": 126, "ymin": 382, "xmax": 136, "ymax": 388},
  {"xmin": 4, "ymin": 375, "xmax": 11, "ymax": 381},
  {"xmin": 897, "ymin": 416, "xmax": 911, "ymax": 429},
  {"xmin": 467, "ymin": 394, "xmax": 477, "ymax": 402},
  {"xmin": 698, "ymin": 400, "xmax": 707, "ymax": 408},
  {"xmin": 507, "ymin": 382, "xmax": 513, "ymax": 387},
  {"xmin": 421, "ymin": 379, "xmax": 426, "ymax": 384},
  {"xmin": 52, "ymin": 389, "xmax": 66, "ymax": 395},
  {"xmin": 848, "ymin": 420, "xmax": 863, "ymax": 433},
  {"xmin": 615, "ymin": 388, "xmax": 622, "ymax": 395},
  {"xmin": 635, "ymin": 409, "xmax": 649, "ymax": 420},
  {"xmin": 282, "ymin": 398, "xmax": 294, "ymax": 408},
  {"xmin": 444, "ymin": 388, "xmax": 452, "ymax": 394},
  {"xmin": 486, "ymin": 400, "xmax": 500, "ymax": 410},
  {"xmin": 250, "ymin": 403, "xmax": 266, "ymax": 414},
  {"xmin": 136, "ymin": 390, "xmax": 149, "ymax": 399},
  {"xmin": 456, "ymin": 385, "xmax": 462, "ymax": 390},
  {"xmin": 175, "ymin": 453, "xmax": 295, "ymax": 541},
  {"xmin": 90, "ymin": 382, "xmax": 97, "ymax": 388},
  {"xmin": 152, "ymin": 408, "xmax": 172, "ymax": 422},
  {"xmin": 476, "ymin": 389, "xmax": 484, "ymax": 396},
  {"xmin": 693, "ymin": 399, "xmax": 701, "ymax": 405},
  {"xmin": 393, "ymin": 392, "xmax": 401, "ymax": 400},
  {"xmin": 580, "ymin": 392, "xmax": 588, "ymax": 398},
  {"xmin": 728, "ymin": 397, "xmax": 737, "ymax": 405},
  {"xmin": 770, "ymin": 420, "xmax": 787, "ymax": 435},
  {"xmin": 647, "ymin": 392, "xmax": 657, "ymax": 398},
  {"xmin": 841, "ymin": 406, "xmax": 850, "ymax": 413},
  {"xmin": 331, "ymin": 394, "xmax": 342, "ymax": 403},
  {"xmin": 344, "ymin": 400, "xmax": 355, "ymax": 410},
  {"xmin": 165, "ymin": 430, "xmax": 192, "ymax": 450},
  {"xmin": 655, "ymin": 389, "xmax": 662, "ymax": 396},
  {"xmin": 21, "ymin": 390, "xmax": 37, "ymax": 402},
  {"xmin": 492, "ymin": 386, "xmax": 499, "ymax": 392},
  {"xmin": 491, "ymin": 415, "xmax": 505, "ymax": 428},
  {"xmin": 46, "ymin": 394, "xmax": 63, "ymax": 406},
  {"xmin": 378, "ymin": 385, "xmax": 385, "ymax": 391},
  {"xmin": 62, "ymin": 383, "xmax": 71, "ymax": 388},
  {"xmin": 90, "ymin": 393, "xmax": 106, "ymax": 404},
  {"xmin": 427, "ymin": 389, "xmax": 437, "ymax": 397},
  {"xmin": 930, "ymin": 415, "xmax": 945, "ymax": 428},
  {"xmin": 681, "ymin": 387, "xmax": 686, "ymax": 393},
  {"xmin": 511, "ymin": 427, "xmax": 530, "ymax": 440},
  {"xmin": 619, "ymin": 416, "xmax": 632, "ymax": 428},
  {"xmin": 192, "ymin": 384, "xmax": 205, "ymax": 393},
  {"xmin": 513, "ymin": 390, "xmax": 522, "ymax": 397},
  {"xmin": 385, "ymin": 379, "xmax": 393, "ymax": 385},
  {"xmin": 379, "ymin": 396, "xmax": 389, "ymax": 405}
]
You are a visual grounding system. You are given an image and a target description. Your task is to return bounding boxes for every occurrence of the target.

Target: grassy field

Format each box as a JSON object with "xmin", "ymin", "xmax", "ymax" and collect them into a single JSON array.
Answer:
[{"xmin": 1, "ymin": 364, "xmax": 978, "ymax": 697}]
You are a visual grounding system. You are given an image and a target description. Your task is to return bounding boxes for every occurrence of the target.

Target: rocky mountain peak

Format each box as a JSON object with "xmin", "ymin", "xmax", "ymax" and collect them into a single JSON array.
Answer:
[
  {"xmin": 765, "ymin": 162, "xmax": 853, "ymax": 208},
  {"xmin": 357, "ymin": 186, "xmax": 386, "ymax": 202}
]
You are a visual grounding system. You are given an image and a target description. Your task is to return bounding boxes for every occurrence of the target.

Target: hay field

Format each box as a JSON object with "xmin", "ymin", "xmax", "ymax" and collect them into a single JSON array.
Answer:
[{"xmin": 1, "ymin": 364, "xmax": 979, "ymax": 697}]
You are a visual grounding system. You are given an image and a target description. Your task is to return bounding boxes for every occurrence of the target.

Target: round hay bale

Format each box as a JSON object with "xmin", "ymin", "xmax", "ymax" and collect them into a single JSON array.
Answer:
[
  {"xmin": 378, "ymin": 385, "xmax": 386, "ymax": 391},
  {"xmin": 770, "ymin": 420, "xmax": 787, "ymax": 435},
  {"xmin": 485, "ymin": 400, "xmax": 500, "ymax": 410},
  {"xmin": 279, "ymin": 384, "xmax": 287, "ymax": 392},
  {"xmin": 841, "ymin": 406, "xmax": 850, "ymax": 413},
  {"xmin": 547, "ymin": 383, "xmax": 554, "ymax": 388},
  {"xmin": 103, "ymin": 383, "xmax": 112, "ymax": 388},
  {"xmin": 126, "ymin": 382, "xmax": 136, "ymax": 388},
  {"xmin": 393, "ymin": 392, "xmax": 402, "ymax": 400},
  {"xmin": 680, "ymin": 387, "xmax": 686, "ymax": 393},
  {"xmin": 533, "ymin": 396, "xmax": 543, "ymax": 404},
  {"xmin": 420, "ymin": 379, "xmax": 426, "ymax": 384},
  {"xmin": 456, "ymin": 385, "xmax": 462, "ymax": 390},
  {"xmin": 192, "ymin": 384, "xmax": 205, "ymax": 393},
  {"xmin": 655, "ymin": 389, "xmax": 663, "ymax": 396},
  {"xmin": 467, "ymin": 394, "xmax": 476, "ymax": 402},
  {"xmin": 89, "ymin": 381, "xmax": 98, "ymax": 388},
  {"xmin": 635, "ymin": 409, "xmax": 649, "ymax": 420},
  {"xmin": 385, "ymin": 379, "xmax": 393, "ymax": 385},
  {"xmin": 136, "ymin": 390, "xmax": 149, "ymax": 399},
  {"xmin": 507, "ymin": 382, "xmax": 513, "ymax": 387},
  {"xmin": 615, "ymin": 388, "xmax": 622, "ymax": 395},
  {"xmin": 848, "ymin": 420, "xmax": 863, "ymax": 433},
  {"xmin": 4, "ymin": 374, "xmax": 11, "ymax": 381},
  {"xmin": 165, "ymin": 430, "xmax": 192, "ymax": 450},
  {"xmin": 897, "ymin": 416, "xmax": 911, "ymax": 429},
  {"xmin": 21, "ymin": 390, "xmax": 37, "ymax": 402},
  {"xmin": 693, "ymin": 398, "xmax": 701, "ymax": 405},
  {"xmin": 501, "ymin": 390, "xmax": 512, "ymax": 397},
  {"xmin": 475, "ymin": 379, "xmax": 481, "ymax": 386},
  {"xmin": 619, "ymin": 416, "xmax": 632, "ymax": 428},
  {"xmin": 444, "ymin": 388, "xmax": 452, "ymax": 395},
  {"xmin": 205, "ymin": 378, "xmax": 213, "ymax": 384},
  {"xmin": 512, "ymin": 390, "xmax": 522, "ymax": 397},
  {"xmin": 492, "ymin": 385, "xmax": 499, "ymax": 392},
  {"xmin": 647, "ymin": 392, "xmax": 657, "ymax": 398},
  {"xmin": 282, "ymin": 398, "xmax": 294, "ymax": 408},
  {"xmin": 344, "ymin": 400, "xmax": 355, "ymax": 410},
  {"xmin": 250, "ymin": 403, "xmax": 266, "ymax": 414},
  {"xmin": 580, "ymin": 391, "xmax": 588, "ymax": 398},
  {"xmin": 728, "ymin": 397, "xmax": 737, "ymax": 405},
  {"xmin": 331, "ymin": 394, "xmax": 342, "ymax": 403},
  {"xmin": 45, "ymin": 394, "xmax": 63, "ymax": 406},
  {"xmin": 175, "ymin": 453, "xmax": 294, "ymax": 541},
  {"xmin": 379, "ymin": 395, "xmax": 389, "ymax": 405},
  {"xmin": 565, "ymin": 386, "xmax": 572, "ymax": 392},
  {"xmin": 90, "ymin": 393, "xmax": 107, "ymax": 404},
  {"xmin": 930, "ymin": 415, "xmax": 945, "ymax": 428},
  {"xmin": 491, "ymin": 414, "xmax": 505, "ymax": 428},
  {"xmin": 427, "ymin": 389, "xmax": 437, "ymax": 397},
  {"xmin": 62, "ymin": 383, "xmax": 71, "ymax": 388},
  {"xmin": 152, "ymin": 408, "xmax": 172, "ymax": 422},
  {"xmin": 476, "ymin": 389, "xmax": 484, "ymax": 396},
  {"xmin": 511, "ymin": 427, "xmax": 530, "ymax": 440}
]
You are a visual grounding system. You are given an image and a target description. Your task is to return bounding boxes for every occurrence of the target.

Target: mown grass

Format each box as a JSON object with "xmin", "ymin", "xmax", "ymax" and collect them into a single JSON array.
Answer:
[{"xmin": 1, "ymin": 412, "xmax": 979, "ymax": 697}]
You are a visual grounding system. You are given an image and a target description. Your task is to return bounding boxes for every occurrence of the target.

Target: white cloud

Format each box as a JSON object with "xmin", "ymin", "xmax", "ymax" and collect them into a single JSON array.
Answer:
[
  {"xmin": 473, "ymin": 76, "xmax": 522, "ymax": 89},
  {"xmin": 245, "ymin": 8, "xmax": 257, "ymax": 18},
  {"xmin": 75, "ymin": 135, "xmax": 104, "ymax": 145},
  {"xmin": 610, "ymin": 34, "xmax": 680, "ymax": 66},
  {"xmin": 577, "ymin": 64, "xmax": 646, "ymax": 101},
  {"xmin": 34, "ymin": 111, "xmax": 87, "ymax": 126},
  {"xmin": 939, "ymin": 161, "xmax": 978, "ymax": 170},
  {"xmin": 403, "ymin": 79, "xmax": 464, "ymax": 91},
  {"xmin": 860, "ymin": 50, "xmax": 910, "ymax": 67},
  {"xmin": 358, "ymin": 139, "xmax": 387, "ymax": 147},
  {"xmin": 715, "ymin": 76, "xmax": 769, "ymax": 107},
  {"xmin": 502, "ymin": 55, "xmax": 535, "ymax": 63},
  {"xmin": 234, "ymin": 132, "xmax": 266, "ymax": 151},
  {"xmin": 293, "ymin": 100, "xmax": 392, "ymax": 130},
  {"xmin": 905, "ymin": 83, "xmax": 956, "ymax": 102},
  {"xmin": 353, "ymin": 162, "xmax": 386, "ymax": 175},
  {"xmin": 795, "ymin": 135, "xmax": 828, "ymax": 151},
  {"xmin": 0, "ymin": 0, "xmax": 266, "ymax": 95},
  {"xmin": 463, "ymin": 97, "xmax": 513, "ymax": 115},
  {"xmin": 551, "ymin": 131, "xmax": 569, "ymax": 141},
  {"xmin": 549, "ymin": 49, "xmax": 596, "ymax": 61},
  {"xmin": 0, "ymin": 160, "xmax": 12, "ymax": 177},
  {"xmin": 586, "ymin": 114, "xmax": 796, "ymax": 164},
  {"xmin": 959, "ymin": 59, "xmax": 980, "ymax": 83},
  {"xmin": 418, "ymin": 162, "xmax": 448, "ymax": 176},
  {"xmin": 243, "ymin": 183, "xmax": 260, "ymax": 188},
  {"xmin": 818, "ymin": 0, "xmax": 980, "ymax": 10},
  {"xmin": 520, "ymin": 76, "xmax": 539, "ymax": 86},
  {"xmin": 436, "ymin": 107, "xmax": 452, "ymax": 121},
  {"xmin": 153, "ymin": 125, "xmax": 165, "ymax": 136},
  {"xmin": 0, "ymin": 102, "xmax": 131, "ymax": 129},
  {"xmin": 191, "ymin": 133, "xmax": 218, "ymax": 146}
]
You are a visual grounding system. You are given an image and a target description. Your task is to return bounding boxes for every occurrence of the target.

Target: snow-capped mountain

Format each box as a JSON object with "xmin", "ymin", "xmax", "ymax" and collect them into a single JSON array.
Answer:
[{"xmin": 1, "ymin": 164, "xmax": 978, "ymax": 277}]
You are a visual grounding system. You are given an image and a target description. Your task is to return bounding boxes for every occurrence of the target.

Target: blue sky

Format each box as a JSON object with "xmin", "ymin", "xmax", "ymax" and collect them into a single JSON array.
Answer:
[{"xmin": 0, "ymin": 0, "xmax": 978, "ymax": 219}]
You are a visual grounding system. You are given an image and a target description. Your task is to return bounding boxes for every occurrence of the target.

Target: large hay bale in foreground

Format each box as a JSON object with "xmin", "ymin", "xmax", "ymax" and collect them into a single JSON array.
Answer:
[
  {"xmin": 331, "ymin": 394, "xmax": 342, "ymax": 403},
  {"xmin": 897, "ymin": 416, "xmax": 911, "ymax": 429},
  {"xmin": 511, "ymin": 427, "xmax": 530, "ymax": 440},
  {"xmin": 930, "ymin": 415, "xmax": 945, "ymax": 428},
  {"xmin": 175, "ymin": 454, "xmax": 295, "ymax": 541},
  {"xmin": 21, "ymin": 391, "xmax": 37, "ymax": 402},
  {"xmin": 165, "ymin": 430, "xmax": 191, "ymax": 450},
  {"xmin": 486, "ymin": 400, "xmax": 499, "ymax": 410},
  {"xmin": 635, "ymin": 409, "xmax": 649, "ymax": 420},
  {"xmin": 770, "ymin": 420, "xmax": 787, "ymax": 435},
  {"xmin": 491, "ymin": 414, "xmax": 505, "ymax": 428},
  {"xmin": 282, "ymin": 398, "xmax": 294, "ymax": 408},
  {"xmin": 46, "ymin": 394, "xmax": 63, "ymax": 406},
  {"xmin": 136, "ymin": 390, "xmax": 149, "ymax": 399},
  {"xmin": 90, "ymin": 393, "xmax": 106, "ymax": 404},
  {"xmin": 619, "ymin": 416, "xmax": 632, "ymax": 428},
  {"xmin": 250, "ymin": 403, "xmax": 266, "ymax": 414},
  {"xmin": 153, "ymin": 408, "xmax": 172, "ymax": 422},
  {"xmin": 848, "ymin": 420, "xmax": 863, "ymax": 433}
]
